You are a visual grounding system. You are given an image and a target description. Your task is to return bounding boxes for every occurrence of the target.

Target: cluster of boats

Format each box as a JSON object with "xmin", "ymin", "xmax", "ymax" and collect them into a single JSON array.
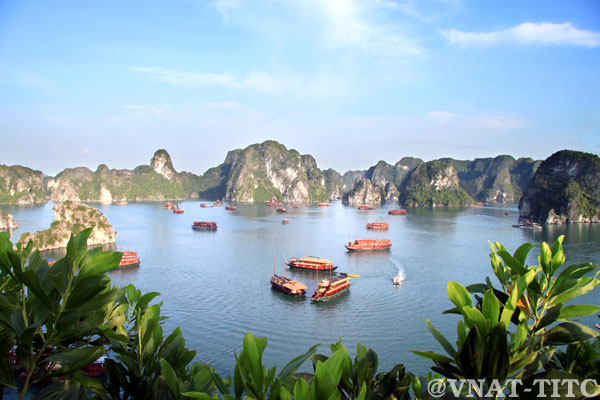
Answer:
[
  {"xmin": 513, "ymin": 220, "xmax": 543, "ymax": 229},
  {"xmin": 165, "ymin": 202, "xmax": 184, "ymax": 213}
]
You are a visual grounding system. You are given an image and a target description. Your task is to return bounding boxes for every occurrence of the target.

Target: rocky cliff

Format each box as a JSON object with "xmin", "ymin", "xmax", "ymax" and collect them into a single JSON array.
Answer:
[
  {"xmin": 0, "ymin": 210, "xmax": 18, "ymax": 230},
  {"xmin": 400, "ymin": 161, "xmax": 474, "ymax": 207},
  {"xmin": 197, "ymin": 141, "xmax": 343, "ymax": 202},
  {"xmin": 440, "ymin": 156, "xmax": 540, "ymax": 203},
  {"xmin": 45, "ymin": 150, "xmax": 194, "ymax": 203},
  {"xmin": 342, "ymin": 178, "xmax": 384, "ymax": 205},
  {"xmin": 19, "ymin": 201, "xmax": 116, "ymax": 250},
  {"xmin": 0, "ymin": 165, "xmax": 46, "ymax": 204},
  {"xmin": 518, "ymin": 150, "xmax": 600, "ymax": 224}
]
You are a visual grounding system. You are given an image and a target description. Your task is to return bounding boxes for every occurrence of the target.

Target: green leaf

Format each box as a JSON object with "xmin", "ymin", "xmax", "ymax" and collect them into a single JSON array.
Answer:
[
  {"xmin": 277, "ymin": 343, "xmax": 320, "ymax": 383},
  {"xmin": 45, "ymin": 346, "xmax": 106, "ymax": 379},
  {"xmin": 447, "ymin": 281, "xmax": 471, "ymax": 310},
  {"xmin": 293, "ymin": 377, "xmax": 309, "ymax": 400},
  {"xmin": 539, "ymin": 242, "xmax": 551, "ymax": 274},
  {"xmin": 279, "ymin": 386, "xmax": 292, "ymax": 400},
  {"xmin": 410, "ymin": 351, "xmax": 454, "ymax": 363},
  {"xmin": 356, "ymin": 382, "xmax": 367, "ymax": 400},
  {"xmin": 559, "ymin": 304, "xmax": 600, "ymax": 319},
  {"xmin": 456, "ymin": 326, "xmax": 484, "ymax": 379},
  {"xmin": 425, "ymin": 319, "xmax": 455, "ymax": 357},
  {"xmin": 551, "ymin": 275, "xmax": 600, "ymax": 306},
  {"xmin": 537, "ymin": 304, "xmax": 562, "ymax": 330},
  {"xmin": 462, "ymin": 307, "xmax": 489, "ymax": 337},
  {"xmin": 242, "ymin": 332, "xmax": 266, "ymax": 396},
  {"xmin": 544, "ymin": 321, "xmax": 599, "ymax": 345},
  {"xmin": 160, "ymin": 358, "xmax": 180, "ymax": 397},
  {"xmin": 481, "ymin": 289, "xmax": 500, "ymax": 325},
  {"xmin": 182, "ymin": 392, "xmax": 217, "ymax": 400},
  {"xmin": 497, "ymin": 249, "xmax": 527, "ymax": 276},
  {"xmin": 81, "ymin": 250, "xmax": 122, "ymax": 276},
  {"xmin": 513, "ymin": 242, "xmax": 535, "ymax": 266},
  {"xmin": 500, "ymin": 269, "xmax": 536, "ymax": 328},
  {"xmin": 14, "ymin": 269, "xmax": 53, "ymax": 312}
]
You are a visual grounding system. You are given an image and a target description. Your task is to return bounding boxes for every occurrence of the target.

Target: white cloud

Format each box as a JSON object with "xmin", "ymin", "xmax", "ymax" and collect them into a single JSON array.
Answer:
[
  {"xmin": 80, "ymin": 148, "xmax": 91, "ymax": 154},
  {"xmin": 443, "ymin": 22, "xmax": 600, "ymax": 47},
  {"xmin": 132, "ymin": 66, "xmax": 347, "ymax": 97},
  {"xmin": 427, "ymin": 110, "xmax": 529, "ymax": 130}
]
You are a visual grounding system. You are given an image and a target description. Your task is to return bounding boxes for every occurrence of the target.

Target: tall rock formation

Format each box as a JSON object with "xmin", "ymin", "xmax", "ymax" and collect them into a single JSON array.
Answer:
[
  {"xmin": 0, "ymin": 210, "xmax": 18, "ymax": 230},
  {"xmin": 0, "ymin": 165, "xmax": 46, "ymax": 204},
  {"xmin": 18, "ymin": 201, "xmax": 116, "ymax": 250},
  {"xmin": 400, "ymin": 161, "xmax": 474, "ymax": 207},
  {"xmin": 45, "ymin": 150, "xmax": 194, "ymax": 203},
  {"xmin": 518, "ymin": 150, "xmax": 600, "ymax": 224},
  {"xmin": 342, "ymin": 178, "xmax": 384, "ymax": 205},
  {"xmin": 438, "ymin": 156, "xmax": 540, "ymax": 203},
  {"xmin": 196, "ymin": 141, "xmax": 343, "ymax": 202}
]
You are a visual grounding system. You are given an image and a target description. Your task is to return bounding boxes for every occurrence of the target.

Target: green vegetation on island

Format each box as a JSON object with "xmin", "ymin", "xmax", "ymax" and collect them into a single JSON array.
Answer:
[
  {"xmin": 2, "ymin": 229, "xmax": 598, "ymax": 399},
  {"xmin": 400, "ymin": 161, "xmax": 474, "ymax": 207},
  {"xmin": 519, "ymin": 150, "xmax": 600, "ymax": 224},
  {"xmin": 0, "ymin": 164, "xmax": 46, "ymax": 204},
  {"xmin": 18, "ymin": 201, "xmax": 116, "ymax": 250}
]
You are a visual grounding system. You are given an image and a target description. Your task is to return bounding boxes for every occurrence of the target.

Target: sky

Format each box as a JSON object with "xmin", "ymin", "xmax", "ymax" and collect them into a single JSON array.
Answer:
[{"xmin": 0, "ymin": 0, "xmax": 599, "ymax": 176}]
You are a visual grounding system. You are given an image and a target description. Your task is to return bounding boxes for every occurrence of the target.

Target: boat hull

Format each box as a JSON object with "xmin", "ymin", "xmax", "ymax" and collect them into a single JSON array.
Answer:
[
  {"xmin": 311, "ymin": 284, "xmax": 349, "ymax": 302},
  {"xmin": 345, "ymin": 245, "xmax": 391, "ymax": 251},
  {"xmin": 115, "ymin": 262, "xmax": 140, "ymax": 270}
]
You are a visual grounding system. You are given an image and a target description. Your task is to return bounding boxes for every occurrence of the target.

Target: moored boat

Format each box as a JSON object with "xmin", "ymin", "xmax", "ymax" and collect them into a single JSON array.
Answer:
[
  {"xmin": 276, "ymin": 207, "xmax": 286, "ymax": 213},
  {"xmin": 282, "ymin": 218, "xmax": 289, "ymax": 224},
  {"xmin": 116, "ymin": 200, "xmax": 128, "ymax": 206},
  {"xmin": 358, "ymin": 205, "xmax": 374, "ymax": 210},
  {"xmin": 345, "ymin": 239, "xmax": 392, "ymax": 251},
  {"xmin": 172, "ymin": 207, "xmax": 184, "ymax": 214},
  {"xmin": 265, "ymin": 197, "xmax": 283, "ymax": 207},
  {"xmin": 225, "ymin": 205, "xmax": 237, "ymax": 211},
  {"xmin": 165, "ymin": 202, "xmax": 173, "ymax": 209},
  {"xmin": 366, "ymin": 222, "xmax": 388, "ymax": 230},
  {"xmin": 318, "ymin": 202, "xmax": 330, "ymax": 207},
  {"xmin": 200, "ymin": 203, "xmax": 209, "ymax": 208},
  {"xmin": 311, "ymin": 276, "xmax": 350, "ymax": 302},
  {"xmin": 192, "ymin": 221, "xmax": 217, "ymax": 230},
  {"xmin": 117, "ymin": 251, "xmax": 140, "ymax": 269},
  {"xmin": 214, "ymin": 200, "xmax": 223, "ymax": 206},
  {"xmin": 388, "ymin": 209, "xmax": 407, "ymax": 215},
  {"xmin": 270, "ymin": 274, "xmax": 308, "ymax": 296},
  {"xmin": 286, "ymin": 256, "xmax": 337, "ymax": 271}
]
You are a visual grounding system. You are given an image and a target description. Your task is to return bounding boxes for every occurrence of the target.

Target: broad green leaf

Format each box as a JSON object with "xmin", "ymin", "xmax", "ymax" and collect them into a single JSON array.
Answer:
[
  {"xmin": 160, "ymin": 358, "xmax": 180, "ymax": 397},
  {"xmin": 447, "ymin": 281, "xmax": 471, "ymax": 309},
  {"xmin": 481, "ymin": 289, "xmax": 500, "ymax": 325},
  {"xmin": 462, "ymin": 307, "xmax": 489, "ymax": 336},
  {"xmin": 559, "ymin": 304, "xmax": 600, "ymax": 319},
  {"xmin": 539, "ymin": 242, "xmax": 551, "ymax": 274},
  {"xmin": 293, "ymin": 377, "xmax": 309, "ymax": 400},
  {"xmin": 497, "ymin": 249, "xmax": 527, "ymax": 276},
  {"xmin": 410, "ymin": 351, "xmax": 454, "ymax": 363},
  {"xmin": 81, "ymin": 251, "xmax": 122, "ymax": 277},
  {"xmin": 544, "ymin": 321, "xmax": 599, "ymax": 345},
  {"xmin": 356, "ymin": 382, "xmax": 367, "ymax": 400},
  {"xmin": 551, "ymin": 275, "xmax": 600, "ymax": 306},
  {"xmin": 500, "ymin": 269, "xmax": 536, "ymax": 328},
  {"xmin": 513, "ymin": 242, "xmax": 535, "ymax": 266},
  {"xmin": 45, "ymin": 346, "xmax": 106, "ymax": 379},
  {"xmin": 14, "ymin": 269, "xmax": 53, "ymax": 312},
  {"xmin": 277, "ymin": 343, "xmax": 319, "ymax": 383},
  {"xmin": 242, "ymin": 333, "xmax": 265, "ymax": 395},
  {"xmin": 279, "ymin": 386, "xmax": 292, "ymax": 400},
  {"xmin": 536, "ymin": 304, "xmax": 562, "ymax": 330},
  {"xmin": 425, "ymin": 319, "xmax": 455, "ymax": 357},
  {"xmin": 182, "ymin": 392, "xmax": 217, "ymax": 400}
]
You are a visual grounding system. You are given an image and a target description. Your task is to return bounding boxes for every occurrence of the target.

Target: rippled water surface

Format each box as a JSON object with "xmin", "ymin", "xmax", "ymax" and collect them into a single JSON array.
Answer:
[{"xmin": 4, "ymin": 201, "xmax": 600, "ymax": 376}]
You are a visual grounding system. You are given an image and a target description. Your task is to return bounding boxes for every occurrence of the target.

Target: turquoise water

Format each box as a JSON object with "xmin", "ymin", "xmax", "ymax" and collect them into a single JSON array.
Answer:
[{"xmin": 3, "ymin": 201, "xmax": 599, "ymax": 376}]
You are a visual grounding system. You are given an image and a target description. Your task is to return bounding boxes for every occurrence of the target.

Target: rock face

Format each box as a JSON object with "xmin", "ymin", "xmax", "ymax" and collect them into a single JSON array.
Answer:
[
  {"xmin": 0, "ymin": 165, "xmax": 46, "ymax": 204},
  {"xmin": 45, "ymin": 150, "xmax": 195, "ymax": 203},
  {"xmin": 197, "ymin": 141, "xmax": 344, "ymax": 202},
  {"xmin": 19, "ymin": 201, "xmax": 116, "ymax": 250},
  {"xmin": 518, "ymin": 150, "xmax": 600, "ymax": 224},
  {"xmin": 342, "ymin": 178, "xmax": 383, "ymax": 204},
  {"xmin": 440, "ymin": 156, "xmax": 540, "ymax": 203},
  {"xmin": 400, "ymin": 161, "xmax": 474, "ymax": 207},
  {"xmin": 0, "ymin": 210, "xmax": 18, "ymax": 230},
  {"xmin": 343, "ymin": 157, "xmax": 423, "ymax": 204}
]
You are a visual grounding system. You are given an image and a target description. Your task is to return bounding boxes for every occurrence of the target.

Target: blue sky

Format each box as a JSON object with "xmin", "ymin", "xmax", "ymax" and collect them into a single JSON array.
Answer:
[{"xmin": 1, "ymin": 0, "xmax": 599, "ymax": 176}]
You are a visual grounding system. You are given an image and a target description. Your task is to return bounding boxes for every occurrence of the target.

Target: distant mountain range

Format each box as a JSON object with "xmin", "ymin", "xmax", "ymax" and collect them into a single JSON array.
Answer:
[{"xmin": 1, "ymin": 141, "xmax": 597, "ymax": 221}]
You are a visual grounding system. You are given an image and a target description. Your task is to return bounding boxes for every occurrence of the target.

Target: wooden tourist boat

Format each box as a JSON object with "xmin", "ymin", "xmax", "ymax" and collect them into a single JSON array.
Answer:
[
  {"xmin": 214, "ymin": 200, "xmax": 223, "ymax": 206},
  {"xmin": 172, "ymin": 208, "xmax": 184, "ymax": 214},
  {"xmin": 366, "ymin": 222, "xmax": 388, "ymax": 230},
  {"xmin": 265, "ymin": 197, "xmax": 283, "ymax": 207},
  {"xmin": 165, "ymin": 202, "xmax": 173, "ymax": 209},
  {"xmin": 345, "ymin": 239, "xmax": 392, "ymax": 251},
  {"xmin": 286, "ymin": 256, "xmax": 337, "ymax": 271},
  {"xmin": 117, "ymin": 251, "xmax": 140, "ymax": 269},
  {"xmin": 192, "ymin": 221, "xmax": 217, "ymax": 230},
  {"xmin": 276, "ymin": 207, "xmax": 286, "ymax": 213},
  {"xmin": 225, "ymin": 205, "xmax": 237, "ymax": 211},
  {"xmin": 116, "ymin": 200, "xmax": 128, "ymax": 206},
  {"xmin": 200, "ymin": 203, "xmax": 209, "ymax": 208},
  {"xmin": 270, "ymin": 274, "xmax": 308, "ymax": 296},
  {"xmin": 311, "ymin": 275, "xmax": 350, "ymax": 302},
  {"xmin": 318, "ymin": 202, "xmax": 330, "ymax": 207},
  {"xmin": 388, "ymin": 209, "xmax": 407, "ymax": 215},
  {"xmin": 282, "ymin": 218, "xmax": 289, "ymax": 224},
  {"xmin": 358, "ymin": 205, "xmax": 374, "ymax": 210}
]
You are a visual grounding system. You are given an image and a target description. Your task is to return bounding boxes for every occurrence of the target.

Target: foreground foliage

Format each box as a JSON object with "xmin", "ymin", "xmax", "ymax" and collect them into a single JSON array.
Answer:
[{"xmin": 0, "ymin": 230, "xmax": 598, "ymax": 399}]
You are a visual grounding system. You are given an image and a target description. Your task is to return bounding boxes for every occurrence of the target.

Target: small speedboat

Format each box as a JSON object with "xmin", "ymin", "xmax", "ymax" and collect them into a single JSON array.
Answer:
[{"xmin": 393, "ymin": 273, "xmax": 404, "ymax": 286}]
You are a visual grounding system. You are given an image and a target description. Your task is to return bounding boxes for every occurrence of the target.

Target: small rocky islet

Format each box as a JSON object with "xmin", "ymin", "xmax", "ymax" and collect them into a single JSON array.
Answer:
[{"xmin": 0, "ymin": 141, "xmax": 598, "ymax": 224}]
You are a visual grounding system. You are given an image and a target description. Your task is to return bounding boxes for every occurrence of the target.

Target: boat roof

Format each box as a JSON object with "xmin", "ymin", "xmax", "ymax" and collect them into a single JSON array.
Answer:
[{"xmin": 297, "ymin": 256, "xmax": 332, "ymax": 264}]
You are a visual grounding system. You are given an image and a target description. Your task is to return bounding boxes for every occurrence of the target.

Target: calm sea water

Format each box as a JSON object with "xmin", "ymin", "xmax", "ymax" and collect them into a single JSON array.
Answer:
[{"xmin": 3, "ymin": 201, "xmax": 600, "ymax": 376}]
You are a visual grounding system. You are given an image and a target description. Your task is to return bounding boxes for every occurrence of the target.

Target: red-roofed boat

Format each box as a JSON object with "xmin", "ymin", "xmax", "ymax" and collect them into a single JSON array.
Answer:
[
  {"xmin": 286, "ymin": 256, "xmax": 337, "ymax": 271},
  {"xmin": 311, "ymin": 276, "xmax": 351, "ymax": 302},
  {"xmin": 192, "ymin": 221, "xmax": 217, "ymax": 230},
  {"xmin": 345, "ymin": 239, "xmax": 391, "ymax": 251},
  {"xmin": 225, "ymin": 205, "xmax": 237, "ymax": 211},
  {"xmin": 271, "ymin": 274, "xmax": 308, "ymax": 296},
  {"xmin": 118, "ymin": 251, "xmax": 140, "ymax": 269},
  {"xmin": 388, "ymin": 209, "xmax": 407, "ymax": 215},
  {"xmin": 358, "ymin": 205, "xmax": 374, "ymax": 210},
  {"xmin": 366, "ymin": 222, "xmax": 388, "ymax": 230}
]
